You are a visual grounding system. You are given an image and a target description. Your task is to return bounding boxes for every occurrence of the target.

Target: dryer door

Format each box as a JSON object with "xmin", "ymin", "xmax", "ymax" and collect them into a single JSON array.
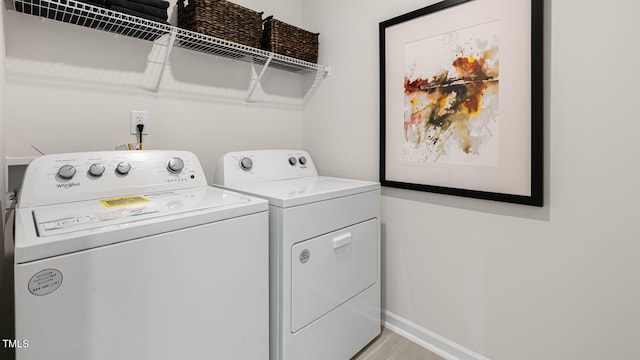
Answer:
[{"xmin": 290, "ymin": 219, "xmax": 378, "ymax": 332}]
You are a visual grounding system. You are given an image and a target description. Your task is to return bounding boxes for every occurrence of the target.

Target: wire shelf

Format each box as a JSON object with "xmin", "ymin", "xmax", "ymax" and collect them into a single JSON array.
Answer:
[
  {"xmin": 13, "ymin": 0, "xmax": 172, "ymax": 40},
  {"xmin": 9, "ymin": 0, "xmax": 330, "ymax": 107}
]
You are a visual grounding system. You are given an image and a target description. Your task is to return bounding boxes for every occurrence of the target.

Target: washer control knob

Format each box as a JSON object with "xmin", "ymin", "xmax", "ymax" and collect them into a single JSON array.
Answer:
[
  {"xmin": 288, "ymin": 157, "xmax": 297, "ymax": 166},
  {"xmin": 167, "ymin": 157, "xmax": 184, "ymax": 173},
  {"xmin": 116, "ymin": 162, "xmax": 132, "ymax": 175},
  {"xmin": 239, "ymin": 157, "xmax": 253, "ymax": 171},
  {"xmin": 57, "ymin": 165, "xmax": 76, "ymax": 179},
  {"xmin": 88, "ymin": 163, "xmax": 106, "ymax": 177},
  {"xmin": 298, "ymin": 156, "xmax": 307, "ymax": 165}
]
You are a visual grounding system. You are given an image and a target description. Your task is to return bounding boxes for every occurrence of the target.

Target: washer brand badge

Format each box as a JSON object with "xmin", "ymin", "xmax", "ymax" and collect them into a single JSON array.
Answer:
[
  {"xmin": 56, "ymin": 182, "xmax": 80, "ymax": 189},
  {"xmin": 28, "ymin": 269, "xmax": 63, "ymax": 296},
  {"xmin": 299, "ymin": 249, "xmax": 310, "ymax": 264}
]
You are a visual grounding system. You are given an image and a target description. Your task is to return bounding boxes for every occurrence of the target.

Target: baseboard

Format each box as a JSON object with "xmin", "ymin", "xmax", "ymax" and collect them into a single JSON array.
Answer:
[{"xmin": 382, "ymin": 310, "xmax": 490, "ymax": 360}]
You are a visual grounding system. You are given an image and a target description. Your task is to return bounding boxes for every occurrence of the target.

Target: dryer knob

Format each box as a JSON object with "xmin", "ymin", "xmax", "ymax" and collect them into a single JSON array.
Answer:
[
  {"xmin": 239, "ymin": 157, "xmax": 253, "ymax": 171},
  {"xmin": 88, "ymin": 163, "xmax": 106, "ymax": 177},
  {"xmin": 116, "ymin": 162, "xmax": 132, "ymax": 175},
  {"xmin": 167, "ymin": 157, "xmax": 184, "ymax": 173},
  {"xmin": 288, "ymin": 157, "xmax": 297, "ymax": 166},
  {"xmin": 298, "ymin": 156, "xmax": 307, "ymax": 165},
  {"xmin": 57, "ymin": 164, "xmax": 76, "ymax": 179}
]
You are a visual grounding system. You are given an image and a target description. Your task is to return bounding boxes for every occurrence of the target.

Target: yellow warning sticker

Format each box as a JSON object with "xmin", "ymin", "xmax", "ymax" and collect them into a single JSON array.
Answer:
[{"xmin": 100, "ymin": 195, "xmax": 149, "ymax": 207}]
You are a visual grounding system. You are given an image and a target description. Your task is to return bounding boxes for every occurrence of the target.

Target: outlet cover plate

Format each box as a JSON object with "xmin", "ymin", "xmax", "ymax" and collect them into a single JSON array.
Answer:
[{"xmin": 130, "ymin": 111, "xmax": 149, "ymax": 135}]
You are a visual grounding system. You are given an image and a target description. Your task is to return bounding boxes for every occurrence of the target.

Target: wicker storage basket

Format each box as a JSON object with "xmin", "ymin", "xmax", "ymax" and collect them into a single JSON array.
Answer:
[
  {"xmin": 261, "ymin": 16, "xmax": 319, "ymax": 63},
  {"xmin": 177, "ymin": 0, "xmax": 263, "ymax": 48}
]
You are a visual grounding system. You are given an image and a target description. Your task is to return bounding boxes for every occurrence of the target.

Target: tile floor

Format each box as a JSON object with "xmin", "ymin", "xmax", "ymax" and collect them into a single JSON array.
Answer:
[{"xmin": 351, "ymin": 327, "xmax": 445, "ymax": 360}]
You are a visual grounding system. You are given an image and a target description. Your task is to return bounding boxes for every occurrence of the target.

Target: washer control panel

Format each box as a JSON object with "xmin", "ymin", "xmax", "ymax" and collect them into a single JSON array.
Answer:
[
  {"xmin": 19, "ymin": 150, "xmax": 207, "ymax": 208},
  {"xmin": 214, "ymin": 150, "xmax": 318, "ymax": 186}
]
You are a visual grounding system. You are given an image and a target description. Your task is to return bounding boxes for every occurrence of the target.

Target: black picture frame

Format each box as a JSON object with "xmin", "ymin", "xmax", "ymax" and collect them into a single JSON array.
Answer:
[{"xmin": 379, "ymin": 0, "xmax": 543, "ymax": 206}]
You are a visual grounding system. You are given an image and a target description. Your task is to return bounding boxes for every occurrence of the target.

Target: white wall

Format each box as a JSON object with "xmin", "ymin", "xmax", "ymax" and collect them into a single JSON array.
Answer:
[
  {"xmin": 2, "ymin": 0, "xmax": 305, "ymax": 182},
  {"xmin": 0, "ymin": 4, "xmax": 5, "ymax": 200},
  {"xmin": 0, "ymin": 4, "xmax": 6, "ymax": 207},
  {"xmin": 303, "ymin": 0, "xmax": 640, "ymax": 359},
  {"xmin": 0, "ymin": 0, "xmax": 9, "ymax": 346}
]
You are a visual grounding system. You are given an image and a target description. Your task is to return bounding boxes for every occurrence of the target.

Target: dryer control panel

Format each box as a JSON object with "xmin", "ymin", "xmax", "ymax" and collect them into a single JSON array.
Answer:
[
  {"xmin": 214, "ymin": 149, "xmax": 319, "ymax": 186},
  {"xmin": 19, "ymin": 150, "xmax": 207, "ymax": 208}
]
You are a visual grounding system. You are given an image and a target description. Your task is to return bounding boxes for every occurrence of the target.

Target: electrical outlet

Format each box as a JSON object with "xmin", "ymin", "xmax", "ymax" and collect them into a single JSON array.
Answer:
[{"xmin": 130, "ymin": 111, "xmax": 149, "ymax": 135}]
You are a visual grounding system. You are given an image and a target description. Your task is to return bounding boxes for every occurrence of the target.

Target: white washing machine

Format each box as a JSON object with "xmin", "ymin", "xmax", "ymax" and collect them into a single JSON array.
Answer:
[
  {"xmin": 213, "ymin": 149, "xmax": 381, "ymax": 360},
  {"xmin": 12, "ymin": 150, "xmax": 269, "ymax": 360}
]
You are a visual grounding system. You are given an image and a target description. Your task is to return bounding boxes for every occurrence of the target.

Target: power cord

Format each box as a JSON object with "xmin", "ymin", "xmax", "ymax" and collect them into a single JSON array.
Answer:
[{"xmin": 137, "ymin": 124, "xmax": 144, "ymax": 150}]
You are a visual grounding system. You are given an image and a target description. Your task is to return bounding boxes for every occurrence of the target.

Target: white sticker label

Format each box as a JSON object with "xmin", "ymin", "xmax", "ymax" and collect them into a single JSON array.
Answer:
[{"xmin": 28, "ymin": 269, "xmax": 63, "ymax": 296}]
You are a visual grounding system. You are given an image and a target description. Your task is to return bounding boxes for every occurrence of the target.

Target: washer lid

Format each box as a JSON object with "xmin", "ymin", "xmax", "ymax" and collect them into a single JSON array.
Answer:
[
  {"xmin": 220, "ymin": 176, "xmax": 380, "ymax": 207},
  {"xmin": 33, "ymin": 187, "xmax": 251, "ymax": 236},
  {"xmin": 15, "ymin": 186, "xmax": 267, "ymax": 263}
]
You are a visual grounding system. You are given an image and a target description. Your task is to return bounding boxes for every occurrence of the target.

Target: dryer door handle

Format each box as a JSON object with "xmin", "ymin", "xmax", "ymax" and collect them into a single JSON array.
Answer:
[{"xmin": 332, "ymin": 232, "xmax": 352, "ymax": 249}]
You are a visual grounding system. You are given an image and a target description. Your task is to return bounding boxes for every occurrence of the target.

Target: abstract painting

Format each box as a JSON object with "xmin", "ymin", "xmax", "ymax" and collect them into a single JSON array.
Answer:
[
  {"xmin": 403, "ymin": 21, "xmax": 499, "ymax": 164},
  {"xmin": 380, "ymin": 0, "xmax": 543, "ymax": 206}
]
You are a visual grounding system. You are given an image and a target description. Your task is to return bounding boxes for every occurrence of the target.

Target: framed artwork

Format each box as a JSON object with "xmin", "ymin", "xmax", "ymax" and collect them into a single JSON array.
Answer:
[{"xmin": 379, "ymin": 0, "xmax": 543, "ymax": 206}]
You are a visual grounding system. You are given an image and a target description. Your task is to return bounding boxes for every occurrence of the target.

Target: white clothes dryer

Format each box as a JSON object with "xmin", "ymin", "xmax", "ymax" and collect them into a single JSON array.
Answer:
[
  {"xmin": 213, "ymin": 149, "xmax": 381, "ymax": 360},
  {"xmin": 12, "ymin": 150, "xmax": 269, "ymax": 360}
]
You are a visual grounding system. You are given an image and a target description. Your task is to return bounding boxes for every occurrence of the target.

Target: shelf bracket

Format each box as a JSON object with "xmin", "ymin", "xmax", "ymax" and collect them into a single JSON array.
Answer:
[
  {"xmin": 246, "ymin": 54, "xmax": 274, "ymax": 103},
  {"xmin": 153, "ymin": 30, "xmax": 177, "ymax": 98},
  {"xmin": 303, "ymin": 66, "xmax": 330, "ymax": 107}
]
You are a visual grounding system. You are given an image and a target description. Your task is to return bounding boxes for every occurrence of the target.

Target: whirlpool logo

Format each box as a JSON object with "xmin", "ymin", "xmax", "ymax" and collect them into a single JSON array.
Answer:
[{"xmin": 56, "ymin": 182, "xmax": 80, "ymax": 189}]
